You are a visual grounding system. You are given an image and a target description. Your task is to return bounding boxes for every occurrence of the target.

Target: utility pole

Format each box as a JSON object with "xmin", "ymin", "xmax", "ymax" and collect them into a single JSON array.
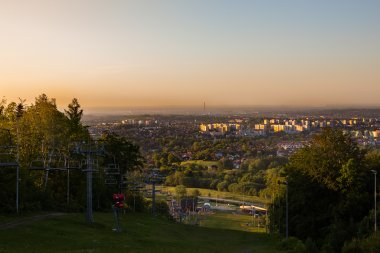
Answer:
[
  {"xmin": 86, "ymin": 153, "xmax": 93, "ymax": 223},
  {"xmin": 278, "ymin": 180, "xmax": 288, "ymax": 239},
  {"xmin": 78, "ymin": 140, "xmax": 103, "ymax": 224},
  {"xmin": 286, "ymin": 181, "xmax": 288, "ymax": 239},
  {"xmin": 152, "ymin": 180, "xmax": 156, "ymax": 215},
  {"xmin": 16, "ymin": 123, "xmax": 20, "ymax": 214},
  {"xmin": 372, "ymin": 170, "xmax": 377, "ymax": 233},
  {"xmin": 67, "ymin": 168, "xmax": 70, "ymax": 207},
  {"xmin": 147, "ymin": 168, "xmax": 161, "ymax": 215}
]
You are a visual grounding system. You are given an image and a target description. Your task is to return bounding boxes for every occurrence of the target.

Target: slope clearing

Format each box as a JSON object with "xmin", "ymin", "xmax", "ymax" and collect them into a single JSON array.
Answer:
[{"xmin": 0, "ymin": 212, "xmax": 280, "ymax": 253}]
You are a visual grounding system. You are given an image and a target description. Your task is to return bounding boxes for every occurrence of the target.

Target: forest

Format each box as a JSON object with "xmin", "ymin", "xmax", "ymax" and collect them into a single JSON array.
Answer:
[{"xmin": 0, "ymin": 94, "xmax": 144, "ymax": 213}]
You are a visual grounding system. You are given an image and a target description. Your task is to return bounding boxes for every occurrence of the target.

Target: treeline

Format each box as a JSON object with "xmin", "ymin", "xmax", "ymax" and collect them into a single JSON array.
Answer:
[
  {"xmin": 271, "ymin": 128, "xmax": 380, "ymax": 252},
  {"xmin": 0, "ymin": 94, "xmax": 144, "ymax": 213},
  {"xmin": 162, "ymin": 157, "xmax": 287, "ymax": 199}
]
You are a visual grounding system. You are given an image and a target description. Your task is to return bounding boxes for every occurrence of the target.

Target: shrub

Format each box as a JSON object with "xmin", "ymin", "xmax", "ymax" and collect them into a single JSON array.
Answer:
[
  {"xmin": 190, "ymin": 189, "xmax": 201, "ymax": 197},
  {"xmin": 125, "ymin": 193, "xmax": 146, "ymax": 212},
  {"xmin": 305, "ymin": 237, "xmax": 319, "ymax": 253},
  {"xmin": 342, "ymin": 239, "xmax": 363, "ymax": 253},
  {"xmin": 292, "ymin": 240, "xmax": 306, "ymax": 253},
  {"xmin": 276, "ymin": 237, "xmax": 302, "ymax": 251},
  {"xmin": 343, "ymin": 234, "xmax": 380, "ymax": 253},
  {"xmin": 155, "ymin": 200, "xmax": 170, "ymax": 217},
  {"xmin": 320, "ymin": 243, "xmax": 334, "ymax": 253}
]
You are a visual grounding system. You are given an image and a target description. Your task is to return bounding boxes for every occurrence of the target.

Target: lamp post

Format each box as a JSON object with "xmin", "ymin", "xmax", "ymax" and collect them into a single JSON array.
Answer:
[
  {"xmin": 278, "ymin": 181, "xmax": 288, "ymax": 239},
  {"xmin": 371, "ymin": 170, "xmax": 377, "ymax": 233}
]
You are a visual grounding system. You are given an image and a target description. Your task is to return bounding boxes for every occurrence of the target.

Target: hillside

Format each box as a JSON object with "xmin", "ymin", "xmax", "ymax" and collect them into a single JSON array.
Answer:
[{"xmin": 0, "ymin": 212, "xmax": 280, "ymax": 253}]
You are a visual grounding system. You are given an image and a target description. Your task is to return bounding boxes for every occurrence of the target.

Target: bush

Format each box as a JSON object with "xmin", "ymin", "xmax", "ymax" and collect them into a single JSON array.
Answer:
[
  {"xmin": 276, "ymin": 237, "xmax": 302, "ymax": 251},
  {"xmin": 342, "ymin": 239, "xmax": 364, "ymax": 253},
  {"xmin": 342, "ymin": 234, "xmax": 380, "ymax": 253},
  {"xmin": 155, "ymin": 200, "xmax": 170, "ymax": 217},
  {"xmin": 125, "ymin": 193, "xmax": 146, "ymax": 212},
  {"xmin": 320, "ymin": 243, "xmax": 334, "ymax": 253},
  {"xmin": 292, "ymin": 240, "xmax": 306, "ymax": 253},
  {"xmin": 190, "ymin": 189, "xmax": 201, "ymax": 197},
  {"xmin": 305, "ymin": 237, "xmax": 319, "ymax": 253},
  {"xmin": 362, "ymin": 234, "xmax": 380, "ymax": 252},
  {"xmin": 175, "ymin": 185, "xmax": 187, "ymax": 198}
]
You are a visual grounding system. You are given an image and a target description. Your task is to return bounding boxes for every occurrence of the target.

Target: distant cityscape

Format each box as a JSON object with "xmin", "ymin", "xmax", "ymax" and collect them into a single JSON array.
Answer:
[{"xmin": 86, "ymin": 110, "xmax": 380, "ymax": 169}]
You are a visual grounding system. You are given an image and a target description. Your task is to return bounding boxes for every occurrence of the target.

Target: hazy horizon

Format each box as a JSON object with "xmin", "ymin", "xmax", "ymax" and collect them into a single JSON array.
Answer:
[
  {"xmin": 81, "ymin": 104, "xmax": 380, "ymax": 116},
  {"xmin": 1, "ymin": 1, "xmax": 380, "ymax": 109}
]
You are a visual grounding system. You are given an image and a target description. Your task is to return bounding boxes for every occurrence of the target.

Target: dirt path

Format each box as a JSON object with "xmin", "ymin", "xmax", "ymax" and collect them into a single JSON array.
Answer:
[{"xmin": 0, "ymin": 213, "xmax": 66, "ymax": 229}]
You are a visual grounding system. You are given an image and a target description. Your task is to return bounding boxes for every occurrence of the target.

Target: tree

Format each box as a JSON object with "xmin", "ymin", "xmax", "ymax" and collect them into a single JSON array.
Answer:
[
  {"xmin": 290, "ymin": 128, "xmax": 364, "ymax": 192},
  {"xmin": 65, "ymin": 98, "xmax": 83, "ymax": 128},
  {"xmin": 271, "ymin": 128, "xmax": 372, "ymax": 251},
  {"xmin": 168, "ymin": 153, "xmax": 180, "ymax": 164},
  {"xmin": 0, "ymin": 94, "xmax": 92, "ymax": 212},
  {"xmin": 101, "ymin": 132, "xmax": 144, "ymax": 175},
  {"xmin": 175, "ymin": 184, "xmax": 187, "ymax": 199},
  {"xmin": 190, "ymin": 189, "xmax": 201, "ymax": 197},
  {"xmin": 220, "ymin": 158, "xmax": 233, "ymax": 169}
]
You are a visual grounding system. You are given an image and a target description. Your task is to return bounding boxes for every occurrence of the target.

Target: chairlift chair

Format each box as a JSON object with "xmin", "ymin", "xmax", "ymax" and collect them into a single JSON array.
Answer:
[
  {"xmin": 29, "ymin": 158, "xmax": 48, "ymax": 170},
  {"xmin": 48, "ymin": 154, "xmax": 68, "ymax": 171},
  {"xmin": 0, "ymin": 147, "xmax": 17, "ymax": 167},
  {"xmin": 105, "ymin": 177, "xmax": 118, "ymax": 185},
  {"xmin": 104, "ymin": 164, "xmax": 120, "ymax": 175}
]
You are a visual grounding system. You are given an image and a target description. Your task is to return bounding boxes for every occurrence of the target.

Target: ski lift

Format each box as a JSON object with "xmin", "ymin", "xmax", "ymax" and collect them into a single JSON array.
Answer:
[
  {"xmin": 48, "ymin": 154, "xmax": 67, "ymax": 171},
  {"xmin": 0, "ymin": 147, "xmax": 17, "ymax": 167},
  {"xmin": 0, "ymin": 128, "xmax": 13, "ymax": 147},
  {"xmin": 104, "ymin": 164, "xmax": 120, "ymax": 175},
  {"xmin": 103, "ymin": 164, "xmax": 121, "ymax": 185},
  {"xmin": 66, "ymin": 158, "xmax": 82, "ymax": 170},
  {"xmin": 0, "ymin": 129, "xmax": 17, "ymax": 167},
  {"xmin": 105, "ymin": 176, "xmax": 118, "ymax": 185},
  {"xmin": 81, "ymin": 158, "xmax": 99, "ymax": 172},
  {"xmin": 29, "ymin": 158, "xmax": 48, "ymax": 170}
]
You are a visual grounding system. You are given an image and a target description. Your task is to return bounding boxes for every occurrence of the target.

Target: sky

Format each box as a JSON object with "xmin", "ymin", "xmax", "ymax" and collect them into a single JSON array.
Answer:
[{"xmin": 1, "ymin": 0, "xmax": 380, "ymax": 112}]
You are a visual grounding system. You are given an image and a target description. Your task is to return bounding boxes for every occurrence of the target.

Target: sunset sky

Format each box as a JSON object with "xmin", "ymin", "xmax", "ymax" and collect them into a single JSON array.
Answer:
[{"xmin": 1, "ymin": 0, "xmax": 380, "ymax": 112}]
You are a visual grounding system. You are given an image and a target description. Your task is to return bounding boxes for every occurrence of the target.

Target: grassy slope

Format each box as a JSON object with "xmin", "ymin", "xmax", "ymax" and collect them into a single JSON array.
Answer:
[
  {"xmin": 199, "ymin": 212, "xmax": 266, "ymax": 233},
  {"xmin": 0, "ymin": 212, "xmax": 55, "ymax": 223},
  {"xmin": 0, "ymin": 212, "xmax": 280, "ymax": 253}
]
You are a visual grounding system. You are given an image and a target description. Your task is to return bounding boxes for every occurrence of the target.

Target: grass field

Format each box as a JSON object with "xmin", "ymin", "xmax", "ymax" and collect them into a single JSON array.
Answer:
[
  {"xmin": 162, "ymin": 186, "xmax": 268, "ymax": 205},
  {"xmin": 0, "ymin": 212, "xmax": 280, "ymax": 253},
  {"xmin": 0, "ymin": 211, "xmax": 52, "ymax": 223},
  {"xmin": 199, "ymin": 212, "xmax": 267, "ymax": 233}
]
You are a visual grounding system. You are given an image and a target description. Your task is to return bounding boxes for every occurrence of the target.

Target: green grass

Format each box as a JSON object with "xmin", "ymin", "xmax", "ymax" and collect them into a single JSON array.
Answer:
[
  {"xmin": 163, "ymin": 186, "xmax": 268, "ymax": 205},
  {"xmin": 0, "ymin": 212, "xmax": 280, "ymax": 253},
  {"xmin": 0, "ymin": 211, "xmax": 53, "ymax": 223},
  {"xmin": 199, "ymin": 212, "xmax": 266, "ymax": 233}
]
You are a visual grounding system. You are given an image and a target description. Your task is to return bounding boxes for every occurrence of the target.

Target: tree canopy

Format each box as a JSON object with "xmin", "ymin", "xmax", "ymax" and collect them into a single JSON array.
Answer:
[
  {"xmin": 0, "ymin": 94, "xmax": 144, "ymax": 213},
  {"xmin": 271, "ymin": 128, "xmax": 376, "ymax": 252}
]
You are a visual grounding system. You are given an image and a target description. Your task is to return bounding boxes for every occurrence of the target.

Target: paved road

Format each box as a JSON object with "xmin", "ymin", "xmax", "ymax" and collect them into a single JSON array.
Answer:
[{"xmin": 0, "ymin": 213, "xmax": 66, "ymax": 230}]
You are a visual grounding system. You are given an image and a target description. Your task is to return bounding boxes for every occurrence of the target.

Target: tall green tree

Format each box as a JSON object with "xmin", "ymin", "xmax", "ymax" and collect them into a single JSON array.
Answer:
[
  {"xmin": 271, "ymin": 128, "xmax": 372, "ymax": 252},
  {"xmin": 64, "ymin": 98, "xmax": 88, "ymax": 142},
  {"xmin": 101, "ymin": 132, "xmax": 144, "ymax": 175},
  {"xmin": 65, "ymin": 98, "xmax": 83, "ymax": 129},
  {"xmin": 0, "ymin": 94, "xmax": 91, "ymax": 212}
]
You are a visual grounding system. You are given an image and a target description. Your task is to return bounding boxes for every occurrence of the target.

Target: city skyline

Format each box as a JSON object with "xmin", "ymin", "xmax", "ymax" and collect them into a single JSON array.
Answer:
[{"xmin": 1, "ymin": 0, "xmax": 380, "ymax": 111}]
